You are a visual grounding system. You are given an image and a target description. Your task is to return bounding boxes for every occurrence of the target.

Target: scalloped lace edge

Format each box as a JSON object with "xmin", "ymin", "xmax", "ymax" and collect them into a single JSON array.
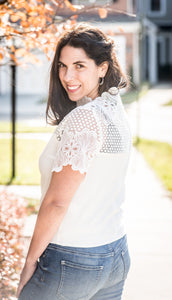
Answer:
[{"xmin": 51, "ymin": 164, "xmax": 86, "ymax": 175}]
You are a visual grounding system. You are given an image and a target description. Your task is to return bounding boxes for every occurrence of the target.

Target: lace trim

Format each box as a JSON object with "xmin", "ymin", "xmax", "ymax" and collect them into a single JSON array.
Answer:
[
  {"xmin": 76, "ymin": 88, "xmax": 119, "ymax": 108},
  {"xmin": 52, "ymin": 88, "xmax": 131, "ymax": 174},
  {"xmin": 52, "ymin": 128, "xmax": 101, "ymax": 174}
]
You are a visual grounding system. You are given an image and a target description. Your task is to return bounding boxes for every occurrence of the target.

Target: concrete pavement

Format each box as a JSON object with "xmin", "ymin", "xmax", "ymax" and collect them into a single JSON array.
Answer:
[
  {"xmin": 126, "ymin": 83, "xmax": 172, "ymax": 144},
  {"xmin": 123, "ymin": 148, "xmax": 172, "ymax": 300},
  {"xmin": 1, "ymin": 83, "xmax": 172, "ymax": 299},
  {"xmin": 122, "ymin": 83, "xmax": 172, "ymax": 299}
]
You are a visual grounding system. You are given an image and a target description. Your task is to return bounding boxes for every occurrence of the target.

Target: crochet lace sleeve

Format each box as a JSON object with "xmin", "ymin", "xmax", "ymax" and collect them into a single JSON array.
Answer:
[{"xmin": 51, "ymin": 106, "xmax": 103, "ymax": 174}]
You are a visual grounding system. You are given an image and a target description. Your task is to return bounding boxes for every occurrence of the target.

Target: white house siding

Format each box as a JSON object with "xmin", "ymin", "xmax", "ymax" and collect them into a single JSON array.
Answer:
[
  {"xmin": 17, "ymin": 55, "xmax": 50, "ymax": 95},
  {"xmin": 0, "ymin": 65, "xmax": 10, "ymax": 95},
  {"xmin": 0, "ymin": 53, "xmax": 51, "ymax": 96},
  {"xmin": 113, "ymin": 35, "xmax": 126, "ymax": 74}
]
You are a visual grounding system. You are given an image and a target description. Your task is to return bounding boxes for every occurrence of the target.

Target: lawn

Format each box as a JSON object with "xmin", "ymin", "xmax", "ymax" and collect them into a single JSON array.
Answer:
[
  {"xmin": 163, "ymin": 99, "xmax": 172, "ymax": 106},
  {"xmin": 0, "ymin": 121, "xmax": 54, "ymax": 133},
  {"xmin": 135, "ymin": 138, "xmax": 172, "ymax": 192},
  {"xmin": 121, "ymin": 81, "xmax": 149, "ymax": 105},
  {"xmin": 0, "ymin": 138, "xmax": 46, "ymax": 185}
]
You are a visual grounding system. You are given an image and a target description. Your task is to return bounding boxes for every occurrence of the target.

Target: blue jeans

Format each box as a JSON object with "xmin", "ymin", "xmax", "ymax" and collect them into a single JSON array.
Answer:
[{"xmin": 19, "ymin": 235, "xmax": 130, "ymax": 300}]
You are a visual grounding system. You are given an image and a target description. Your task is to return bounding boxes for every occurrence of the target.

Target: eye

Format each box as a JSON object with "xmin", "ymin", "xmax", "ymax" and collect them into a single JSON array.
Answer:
[
  {"xmin": 76, "ymin": 64, "xmax": 84, "ymax": 69},
  {"xmin": 58, "ymin": 62, "xmax": 65, "ymax": 68}
]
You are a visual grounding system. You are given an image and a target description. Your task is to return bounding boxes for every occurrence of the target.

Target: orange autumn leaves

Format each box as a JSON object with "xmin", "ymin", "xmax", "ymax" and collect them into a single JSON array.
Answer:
[
  {"xmin": 64, "ymin": 0, "xmax": 77, "ymax": 12},
  {"xmin": 0, "ymin": 0, "xmax": 78, "ymax": 65},
  {"xmin": 98, "ymin": 8, "xmax": 108, "ymax": 19},
  {"xmin": 0, "ymin": 0, "xmax": 109, "ymax": 66}
]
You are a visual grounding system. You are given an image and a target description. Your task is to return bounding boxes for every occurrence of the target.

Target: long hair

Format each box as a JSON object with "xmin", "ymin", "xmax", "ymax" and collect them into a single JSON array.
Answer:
[{"xmin": 46, "ymin": 23, "xmax": 128, "ymax": 125}]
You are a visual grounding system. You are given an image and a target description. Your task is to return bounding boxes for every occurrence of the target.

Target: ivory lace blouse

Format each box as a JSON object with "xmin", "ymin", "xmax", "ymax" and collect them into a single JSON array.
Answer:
[{"xmin": 39, "ymin": 88, "xmax": 132, "ymax": 247}]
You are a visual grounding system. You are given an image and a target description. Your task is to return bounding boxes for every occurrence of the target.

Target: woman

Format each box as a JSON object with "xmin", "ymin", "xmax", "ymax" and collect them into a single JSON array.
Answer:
[{"xmin": 17, "ymin": 23, "xmax": 132, "ymax": 300}]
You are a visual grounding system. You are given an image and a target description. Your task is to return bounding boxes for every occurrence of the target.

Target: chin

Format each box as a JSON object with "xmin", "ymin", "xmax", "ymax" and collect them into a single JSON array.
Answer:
[{"xmin": 68, "ymin": 95, "xmax": 83, "ymax": 102}]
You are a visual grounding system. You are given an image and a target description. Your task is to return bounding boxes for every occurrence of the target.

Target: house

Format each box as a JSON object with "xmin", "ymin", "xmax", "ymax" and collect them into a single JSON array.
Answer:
[{"xmin": 136, "ymin": 0, "xmax": 172, "ymax": 83}]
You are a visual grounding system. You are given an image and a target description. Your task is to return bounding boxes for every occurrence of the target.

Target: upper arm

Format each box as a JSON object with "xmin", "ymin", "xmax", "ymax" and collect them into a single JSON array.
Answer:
[{"xmin": 44, "ymin": 165, "xmax": 85, "ymax": 208}]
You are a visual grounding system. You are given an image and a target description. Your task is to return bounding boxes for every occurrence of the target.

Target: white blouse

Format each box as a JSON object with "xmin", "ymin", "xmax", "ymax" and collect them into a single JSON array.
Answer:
[{"xmin": 39, "ymin": 88, "xmax": 132, "ymax": 247}]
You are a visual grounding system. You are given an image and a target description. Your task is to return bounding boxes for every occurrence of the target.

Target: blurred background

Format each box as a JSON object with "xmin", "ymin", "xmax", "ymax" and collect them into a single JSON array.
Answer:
[{"xmin": 0, "ymin": 0, "xmax": 172, "ymax": 299}]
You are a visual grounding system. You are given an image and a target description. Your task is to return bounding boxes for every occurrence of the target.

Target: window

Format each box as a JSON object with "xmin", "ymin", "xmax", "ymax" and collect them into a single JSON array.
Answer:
[
  {"xmin": 148, "ymin": 0, "xmax": 166, "ymax": 16},
  {"xmin": 151, "ymin": 0, "xmax": 160, "ymax": 11}
]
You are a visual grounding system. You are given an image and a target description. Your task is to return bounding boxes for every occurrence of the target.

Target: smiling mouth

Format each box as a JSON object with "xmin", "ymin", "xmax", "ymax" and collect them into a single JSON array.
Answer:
[{"xmin": 67, "ymin": 85, "xmax": 81, "ymax": 93}]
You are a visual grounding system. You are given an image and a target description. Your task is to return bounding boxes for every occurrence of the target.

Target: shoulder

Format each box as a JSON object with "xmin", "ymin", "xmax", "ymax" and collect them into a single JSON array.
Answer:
[
  {"xmin": 55, "ymin": 100, "xmax": 103, "ymax": 146},
  {"xmin": 60, "ymin": 101, "xmax": 100, "ymax": 133},
  {"xmin": 56, "ymin": 88, "xmax": 120, "ymax": 135}
]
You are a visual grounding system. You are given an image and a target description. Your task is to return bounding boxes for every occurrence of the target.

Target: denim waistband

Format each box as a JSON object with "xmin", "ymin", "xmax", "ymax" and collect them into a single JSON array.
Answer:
[{"xmin": 46, "ymin": 235, "xmax": 127, "ymax": 258}]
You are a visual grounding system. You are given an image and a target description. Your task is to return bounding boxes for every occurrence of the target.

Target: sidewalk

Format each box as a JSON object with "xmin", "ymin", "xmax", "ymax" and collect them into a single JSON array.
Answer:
[
  {"xmin": 122, "ymin": 83, "xmax": 172, "ymax": 299},
  {"xmin": 126, "ymin": 83, "xmax": 172, "ymax": 144},
  {"xmin": 1, "ymin": 83, "xmax": 172, "ymax": 299},
  {"xmin": 123, "ymin": 148, "xmax": 172, "ymax": 300}
]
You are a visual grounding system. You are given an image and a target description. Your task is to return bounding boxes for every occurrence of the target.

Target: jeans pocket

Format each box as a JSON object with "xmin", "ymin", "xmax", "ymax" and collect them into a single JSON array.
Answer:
[
  {"xmin": 121, "ymin": 248, "xmax": 131, "ymax": 280},
  {"xmin": 57, "ymin": 260, "xmax": 103, "ymax": 300},
  {"xmin": 32, "ymin": 262, "xmax": 46, "ymax": 284},
  {"xmin": 40, "ymin": 248, "xmax": 49, "ymax": 267}
]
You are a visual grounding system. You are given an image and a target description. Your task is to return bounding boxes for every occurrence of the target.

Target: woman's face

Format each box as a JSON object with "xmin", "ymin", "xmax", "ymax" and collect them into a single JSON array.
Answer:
[{"xmin": 58, "ymin": 45, "xmax": 107, "ymax": 101}]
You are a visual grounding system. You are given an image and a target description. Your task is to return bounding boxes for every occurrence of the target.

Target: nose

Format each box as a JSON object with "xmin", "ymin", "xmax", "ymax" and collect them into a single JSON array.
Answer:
[{"xmin": 63, "ymin": 67, "xmax": 75, "ymax": 82}]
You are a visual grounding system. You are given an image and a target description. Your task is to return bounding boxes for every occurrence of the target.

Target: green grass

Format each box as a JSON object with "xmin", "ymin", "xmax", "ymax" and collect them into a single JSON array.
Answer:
[
  {"xmin": 121, "ymin": 90, "xmax": 139, "ymax": 104},
  {"xmin": 121, "ymin": 82, "xmax": 150, "ymax": 105},
  {"xmin": 0, "ymin": 138, "xmax": 46, "ymax": 185},
  {"xmin": 135, "ymin": 138, "xmax": 172, "ymax": 192},
  {"xmin": 163, "ymin": 99, "xmax": 172, "ymax": 106},
  {"xmin": 0, "ymin": 121, "xmax": 54, "ymax": 133}
]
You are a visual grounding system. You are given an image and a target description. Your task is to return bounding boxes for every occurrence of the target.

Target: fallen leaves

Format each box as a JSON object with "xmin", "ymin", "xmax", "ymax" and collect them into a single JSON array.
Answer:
[{"xmin": 0, "ymin": 190, "xmax": 27, "ymax": 299}]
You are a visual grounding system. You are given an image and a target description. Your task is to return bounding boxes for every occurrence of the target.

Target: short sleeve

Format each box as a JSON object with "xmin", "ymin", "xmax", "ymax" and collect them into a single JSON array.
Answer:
[{"xmin": 51, "ymin": 106, "xmax": 103, "ymax": 174}]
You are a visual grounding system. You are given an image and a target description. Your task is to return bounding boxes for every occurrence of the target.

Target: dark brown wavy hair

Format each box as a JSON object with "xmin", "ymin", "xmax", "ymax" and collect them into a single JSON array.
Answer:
[{"xmin": 46, "ymin": 23, "xmax": 128, "ymax": 125}]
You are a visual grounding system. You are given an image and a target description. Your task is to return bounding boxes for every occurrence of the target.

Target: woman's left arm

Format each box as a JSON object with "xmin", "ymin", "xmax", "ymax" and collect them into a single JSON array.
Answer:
[{"xmin": 17, "ymin": 165, "xmax": 85, "ymax": 298}]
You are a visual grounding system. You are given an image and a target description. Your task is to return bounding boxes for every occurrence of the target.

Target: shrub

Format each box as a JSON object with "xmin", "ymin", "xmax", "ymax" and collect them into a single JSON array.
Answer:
[{"xmin": 0, "ymin": 190, "xmax": 26, "ymax": 299}]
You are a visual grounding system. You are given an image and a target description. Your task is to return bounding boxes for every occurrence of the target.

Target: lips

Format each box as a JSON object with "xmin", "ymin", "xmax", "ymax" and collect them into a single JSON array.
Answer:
[{"xmin": 67, "ymin": 85, "xmax": 81, "ymax": 92}]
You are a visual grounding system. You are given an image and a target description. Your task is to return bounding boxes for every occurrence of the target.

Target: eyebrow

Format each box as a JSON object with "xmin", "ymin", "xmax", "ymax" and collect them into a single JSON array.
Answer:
[
  {"xmin": 58, "ymin": 60, "xmax": 87, "ymax": 66},
  {"xmin": 73, "ymin": 60, "xmax": 86, "ymax": 65}
]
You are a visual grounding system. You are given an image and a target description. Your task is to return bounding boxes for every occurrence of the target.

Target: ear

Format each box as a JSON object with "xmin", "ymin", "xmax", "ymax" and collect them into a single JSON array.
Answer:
[{"xmin": 98, "ymin": 61, "xmax": 109, "ymax": 78}]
